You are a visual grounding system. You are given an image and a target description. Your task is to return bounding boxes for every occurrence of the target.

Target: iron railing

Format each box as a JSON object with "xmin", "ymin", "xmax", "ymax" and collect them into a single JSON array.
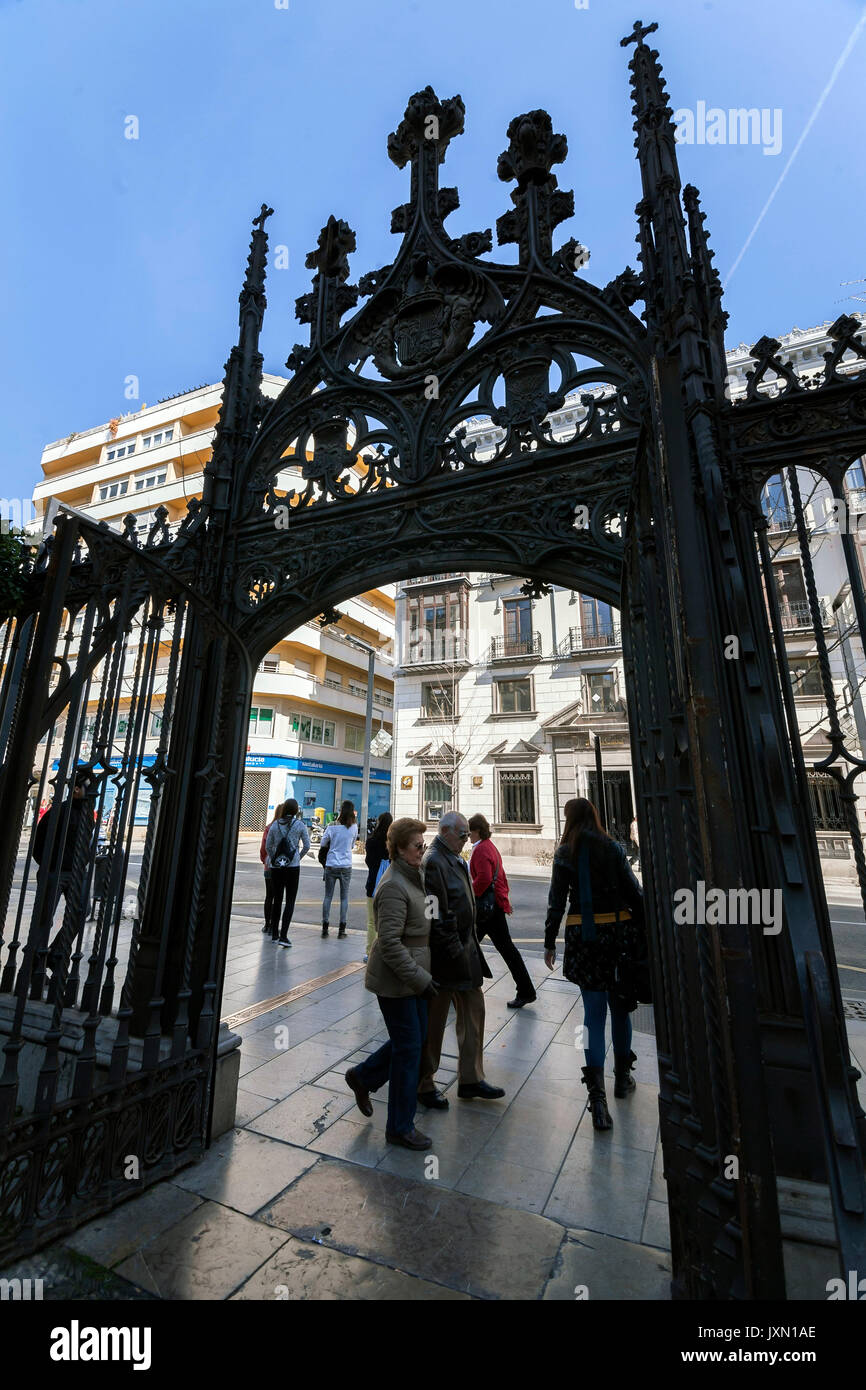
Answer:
[
  {"xmin": 489, "ymin": 632, "xmax": 542, "ymax": 661},
  {"xmin": 557, "ymin": 623, "xmax": 622, "ymax": 655}
]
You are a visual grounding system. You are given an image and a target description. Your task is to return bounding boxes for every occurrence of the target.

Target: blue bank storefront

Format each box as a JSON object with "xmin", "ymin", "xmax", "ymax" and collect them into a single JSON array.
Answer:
[{"xmin": 241, "ymin": 754, "xmax": 391, "ymax": 831}]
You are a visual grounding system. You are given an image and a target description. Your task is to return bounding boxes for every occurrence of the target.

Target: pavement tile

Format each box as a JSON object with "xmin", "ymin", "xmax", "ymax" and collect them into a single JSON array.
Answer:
[
  {"xmin": 306, "ymin": 1117, "xmax": 390, "ymax": 1167},
  {"xmin": 230, "ymin": 1235, "xmax": 472, "ymax": 1300},
  {"xmin": 474, "ymin": 1114, "xmax": 575, "ymax": 1175},
  {"xmin": 257, "ymin": 1157, "xmax": 565, "ymax": 1299},
  {"xmin": 234, "ymin": 1088, "xmax": 278, "ymax": 1127},
  {"xmin": 641, "ymin": 1198, "xmax": 671, "ymax": 1251},
  {"xmin": 543, "ymin": 1229, "xmax": 672, "ymax": 1300},
  {"xmin": 114, "ymin": 1201, "xmax": 290, "ymax": 1300},
  {"xmin": 455, "ymin": 1155, "xmax": 557, "ymax": 1215},
  {"xmin": 240, "ymin": 1041, "xmax": 351, "ymax": 1099},
  {"xmin": 544, "ymin": 1135, "xmax": 654, "ymax": 1241},
  {"xmin": 63, "ymin": 1181, "xmax": 204, "ymax": 1268},
  {"xmin": 247, "ymin": 1084, "xmax": 354, "ymax": 1146},
  {"xmin": 171, "ymin": 1127, "xmax": 319, "ymax": 1215}
]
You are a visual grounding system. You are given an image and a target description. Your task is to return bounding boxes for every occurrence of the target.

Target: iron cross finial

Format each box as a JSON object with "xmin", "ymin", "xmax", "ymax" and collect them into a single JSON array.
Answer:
[
  {"xmin": 620, "ymin": 18, "xmax": 658, "ymax": 48},
  {"xmin": 253, "ymin": 204, "xmax": 274, "ymax": 230}
]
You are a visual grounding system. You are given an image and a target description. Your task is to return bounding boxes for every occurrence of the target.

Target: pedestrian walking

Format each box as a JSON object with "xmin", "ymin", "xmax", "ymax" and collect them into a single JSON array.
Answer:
[
  {"xmin": 32, "ymin": 768, "xmax": 98, "ymax": 985},
  {"xmin": 468, "ymin": 813, "xmax": 536, "ymax": 1009},
  {"xmin": 628, "ymin": 814, "xmax": 640, "ymax": 868},
  {"xmin": 418, "ymin": 811, "xmax": 504, "ymax": 1110},
  {"xmin": 364, "ymin": 811, "xmax": 392, "ymax": 960},
  {"xmin": 543, "ymin": 797, "xmax": 646, "ymax": 1131},
  {"xmin": 320, "ymin": 800, "xmax": 358, "ymax": 938},
  {"xmin": 260, "ymin": 803, "xmax": 283, "ymax": 934},
  {"xmin": 344, "ymin": 818, "xmax": 438, "ymax": 1150},
  {"xmin": 265, "ymin": 798, "xmax": 311, "ymax": 946}
]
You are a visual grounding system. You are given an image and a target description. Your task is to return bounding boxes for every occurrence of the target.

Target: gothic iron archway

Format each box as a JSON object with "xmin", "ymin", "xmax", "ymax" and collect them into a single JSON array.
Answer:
[{"xmin": 2, "ymin": 19, "xmax": 866, "ymax": 1298}]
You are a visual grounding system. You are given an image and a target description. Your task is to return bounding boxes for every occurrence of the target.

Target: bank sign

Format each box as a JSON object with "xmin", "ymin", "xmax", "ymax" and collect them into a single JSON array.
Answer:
[{"xmin": 244, "ymin": 753, "xmax": 390, "ymax": 781}]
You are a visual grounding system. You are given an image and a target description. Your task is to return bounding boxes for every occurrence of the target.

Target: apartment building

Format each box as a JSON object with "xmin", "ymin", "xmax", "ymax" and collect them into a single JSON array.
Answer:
[
  {"xmin": 33, "ymin": 377, "xmax": 396, "ymax": 832},
  {"xmin": 390, "ymin": 317, "xmax": 866, "ymax": 866}
]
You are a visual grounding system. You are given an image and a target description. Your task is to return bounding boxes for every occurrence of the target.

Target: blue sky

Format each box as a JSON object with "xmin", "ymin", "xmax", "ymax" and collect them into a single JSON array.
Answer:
[{"xmin": 1, "ymin": 0, "xmax": 864, "ymax": 507}]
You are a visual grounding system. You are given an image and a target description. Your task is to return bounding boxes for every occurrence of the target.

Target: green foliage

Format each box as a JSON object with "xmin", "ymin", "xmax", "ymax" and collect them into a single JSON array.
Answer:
[{"xmin": 0, "ymin": 528, "xmax": 31, "ymax": 622}]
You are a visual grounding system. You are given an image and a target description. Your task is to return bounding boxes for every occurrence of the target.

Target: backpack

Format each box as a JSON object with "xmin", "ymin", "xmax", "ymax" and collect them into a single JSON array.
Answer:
[{"xmin": 273, "ymin": 818, "xmax": 302, "ymax": 869}]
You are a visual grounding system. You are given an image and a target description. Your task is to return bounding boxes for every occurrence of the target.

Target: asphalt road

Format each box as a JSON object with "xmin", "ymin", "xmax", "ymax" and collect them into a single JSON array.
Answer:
[{"xmin": 230, "ymin": 856, "xmax": 866, "ymax": 992}]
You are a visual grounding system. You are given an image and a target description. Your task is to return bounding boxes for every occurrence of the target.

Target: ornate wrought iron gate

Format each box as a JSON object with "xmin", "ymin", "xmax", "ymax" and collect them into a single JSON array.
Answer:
[{"xmin": 1, "ymin": 19, "xmax": 865, "ymax": 1294}]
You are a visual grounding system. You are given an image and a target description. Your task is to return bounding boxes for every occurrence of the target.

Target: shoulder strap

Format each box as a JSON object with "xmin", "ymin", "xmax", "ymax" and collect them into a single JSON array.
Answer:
[{"xmin": 577, "ymin": 840, "xmax": 596, "ymax": 942}]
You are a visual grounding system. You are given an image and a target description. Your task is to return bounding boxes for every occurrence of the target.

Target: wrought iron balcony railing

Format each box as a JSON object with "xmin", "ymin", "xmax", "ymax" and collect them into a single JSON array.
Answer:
[
  {"xmin": 489, "ymin": 632, "xmax": 542, "ymax": 661},
  {"xmin": 403, "ymin": 633, "xmax": 471, "ymax": 666},
  {"xmin": 557, "ymin": 624, "xmax": 622, "ymax": 655},
  {"xmin": 778, "ymin": 598, "xmax": 830, "ymax": 629}
]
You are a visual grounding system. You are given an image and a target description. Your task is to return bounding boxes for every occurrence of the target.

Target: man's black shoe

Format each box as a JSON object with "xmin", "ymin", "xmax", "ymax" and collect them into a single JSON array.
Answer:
[
  {"xmin": 507, "ymin": 994, "xmax": 537, "ymax": 1009},
  {"xmin": 417, "ymin": 1090, "xmax": 449, "ymax": 1110},
  {"xmin": 345, "ymin": 1067, "xmax": 373, "ymax": 1117},
  {"xmin": 386, "ymin": 1127, "xmax": 432, "ymax": 1150},
  {"xmin": 458, "ymin": 1081, "xmax": 505, "ymax": 1100}
]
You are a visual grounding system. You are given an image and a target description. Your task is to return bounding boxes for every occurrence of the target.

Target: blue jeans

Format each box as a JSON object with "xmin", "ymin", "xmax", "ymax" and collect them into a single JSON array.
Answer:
[
  {"xmin": 353, "ymin": 994, "xmax": 428, "ymax": 1136},
  {"xmin": 580, "ymin": 988, "xmax": 632, "ymax": 1068},
  {"xmin": 322, "ymin": 866, "xmax": 351, "ymax": 926}
]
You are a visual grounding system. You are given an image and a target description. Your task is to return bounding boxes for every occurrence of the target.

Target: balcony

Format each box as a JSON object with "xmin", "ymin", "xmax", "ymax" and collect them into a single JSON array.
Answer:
[
  {"xmin": 778, "ymin": 598, "xmax": 831, "ymax": 630},
  {"xmin": 401, "ymin": 633, "xmax": 472, "ymax": 672},
  {"xmin": 489, "ymin": 633, "xmax": 542, "ymax": 662},
  {"xmin": 557, "ymin": 624, "xmax": 622, "ymax": 656},
  {"xmin": 402, "ymin": 573, "xmax": 470, "ymax": 589}
]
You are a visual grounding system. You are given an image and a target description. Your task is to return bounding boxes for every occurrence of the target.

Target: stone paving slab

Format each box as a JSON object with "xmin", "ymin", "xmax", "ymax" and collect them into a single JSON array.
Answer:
[
  {"xmin": 229, "ymin": 1234, "xmax": 473, "ymax": 1301},
  {"xmin": 170, "ymin": 1127, "xmax": 319, "ymax": 1215},
  {"xmin": 543, "ymin": 1229, "xmax": 672, "ymax": 1300},
  {"xmin": 115, "ymin": 1201, "xmax": 290, "ymax": 1300},
  {"xmin": 64, "ymin": 1180, "xmax": 204, "ymax": 1268},
  {"xmin": 257, "ymin": 1156, "xmax": 566, "ymax": 1300}
]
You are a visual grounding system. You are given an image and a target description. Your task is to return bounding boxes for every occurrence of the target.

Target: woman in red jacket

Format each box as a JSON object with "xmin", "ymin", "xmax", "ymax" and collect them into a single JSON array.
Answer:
[{"xmin": 468, "ymin": 813, "xmax": 536, "ymax": 1009}]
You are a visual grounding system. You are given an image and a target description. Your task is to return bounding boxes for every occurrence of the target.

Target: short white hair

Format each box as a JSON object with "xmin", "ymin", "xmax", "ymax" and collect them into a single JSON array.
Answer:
[{"xmin": 439, "ymin": 811, "xmax": 467, "ymax": 833}]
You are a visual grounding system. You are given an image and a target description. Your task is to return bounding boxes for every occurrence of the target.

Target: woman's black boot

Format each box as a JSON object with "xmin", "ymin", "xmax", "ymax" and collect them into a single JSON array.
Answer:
[
  {"xmin": 581, "ymin": 1065, "xmax": 613, "ymax": 1131},
  {"xmin": 613, "ymin": 1050, "xmax": 637, "ymax": 1098}
]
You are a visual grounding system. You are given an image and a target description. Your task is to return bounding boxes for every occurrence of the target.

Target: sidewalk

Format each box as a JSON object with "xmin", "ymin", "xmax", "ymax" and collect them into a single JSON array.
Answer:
[{"xmin": 10, "ymin": 911, "xmax": 673, "ymax": 1301}]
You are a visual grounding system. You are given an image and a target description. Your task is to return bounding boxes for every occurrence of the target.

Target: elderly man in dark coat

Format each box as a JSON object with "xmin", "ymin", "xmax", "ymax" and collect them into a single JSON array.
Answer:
[{"xmin": 418, "ymin": 810, "xmax": 505, "ymax": 1108}]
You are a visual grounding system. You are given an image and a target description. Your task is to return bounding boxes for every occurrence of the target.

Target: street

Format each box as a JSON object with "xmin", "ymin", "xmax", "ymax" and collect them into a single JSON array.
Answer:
[{"xmin": 229, "ymin": 848, "xmax": 866, "ymax": 994}]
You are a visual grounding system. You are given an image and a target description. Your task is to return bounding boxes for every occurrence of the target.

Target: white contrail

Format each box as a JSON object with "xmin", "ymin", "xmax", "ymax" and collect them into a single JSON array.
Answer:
[{"xmin": 724, "ymin": 8, "xmax": 866, "ymax": 287}]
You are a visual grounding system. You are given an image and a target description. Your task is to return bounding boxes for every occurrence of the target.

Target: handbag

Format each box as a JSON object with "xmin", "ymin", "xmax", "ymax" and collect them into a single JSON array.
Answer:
[{"xmin": 474, "ymin": 856, "xmax": 499, "ymax": 927}]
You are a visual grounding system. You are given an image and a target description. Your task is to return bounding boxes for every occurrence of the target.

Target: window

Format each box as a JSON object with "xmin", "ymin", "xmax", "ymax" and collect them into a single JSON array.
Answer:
[
  {"xmin": 406, "ymin": 586, "xmax": 468, "ymax": 663},
  {"xmin": 762, "ymin": 474, "xmax": 791, "ymax": 530},
  {"xmin": 289, "ymin": 711, "xmax": 335, "ymax": 745},
  {"xmin": 142, "ymin": 432, "xmax": 167, "ymax": 449},
  {"xmin": 498, "ymin": 770, "xmax": 535, "ymax": 824},
  {"xmin": 773, "ymin": 561, "xmax": 808, "ymax": 626},
  {"xmin": 99, "ymin": 480, "xmax": 129, "ymax": 501},
  {"xmin": 808, "ymin": 772, "xmax": 845, "ymax": 831},
  {"xmin": 259, "ymin": 656, "xmax": 280, "ymax": 673},
  {"xmin": 345, "ymin": 725, "xmax": 365, "ymax": 752},
  {"xmin": 422, "ymin": 682, "xmax": 455, "ymax": 719},
  {"xmin": 134, "ymin": 471, "xmax": 167, "ymax": 492},
  {"xmin": 496, "ymin": 678, "xmax": 532, "ymax": 713},
  {"xmin": 503, "ymin": 598, "xmax": 533, "ymax": 656},
  {"xmin": 791, "ymin": 664, "xmax": 824, "ymax": 697},
  {"xmin": 586, "ymin": 672, "xmax": 617, "ymax": 712},
  {"xmin": 249, "ymin": 706, "xmax": 274, "ymax": 736},
  {"xmin": 106, "ymin": 444, "xmax": 135, "ymax": 462},
  {"xmin": 580, "ymin": 596, "xmax": 615, "ymax": 647},
  {"xmin": 150, "ymin": 712, "xmax": 164, "ymax": 736},
  {"xmin": 349, "ymin": 681, "xmax": 368, "ymax": 699},
  {"xmin": 424, "ymin": 773, "xmax": 452, "ymax": 821}
]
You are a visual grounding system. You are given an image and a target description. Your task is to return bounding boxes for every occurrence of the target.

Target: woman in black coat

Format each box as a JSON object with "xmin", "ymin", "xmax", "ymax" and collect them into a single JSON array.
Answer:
[{"xmin": 544, "ymin": 797, "xmax": 645, "ymax": 1131}]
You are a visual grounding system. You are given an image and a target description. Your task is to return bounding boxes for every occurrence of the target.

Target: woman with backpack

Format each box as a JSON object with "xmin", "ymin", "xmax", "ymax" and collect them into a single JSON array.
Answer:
[
  {"xmin": 260, "ymin": 802, "xmax": 284, "ymax": 934},
  {"xmin": 265, "ymin": 798, "xmax": 311, "ymax": 946},
  {"xmin": 320, "ymin": 800, "xmax": 358, "ymax": 939},
  {"xmin": 364, "ymin": 811, "xmax": 393, "ymax": 961},
  {"xmin": 468, "ymin": 813, "xmax": 536, "ymax": 1009},
  {"xmin": 543, "ymin": 797, "xmax": 646, "ymax": 1131}
]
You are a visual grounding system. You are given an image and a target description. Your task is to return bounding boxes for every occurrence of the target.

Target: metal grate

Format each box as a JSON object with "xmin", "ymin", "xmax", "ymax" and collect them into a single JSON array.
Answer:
[{"xmin": 239, "ymin": 770, "xmax": 271, "ymax": 832}]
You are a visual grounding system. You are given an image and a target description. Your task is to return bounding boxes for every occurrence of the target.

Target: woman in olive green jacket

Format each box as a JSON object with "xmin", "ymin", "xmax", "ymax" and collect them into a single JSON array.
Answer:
[{"xmin": 345, "ymin": 818, "xmax": 438, "ymax": 1150}]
